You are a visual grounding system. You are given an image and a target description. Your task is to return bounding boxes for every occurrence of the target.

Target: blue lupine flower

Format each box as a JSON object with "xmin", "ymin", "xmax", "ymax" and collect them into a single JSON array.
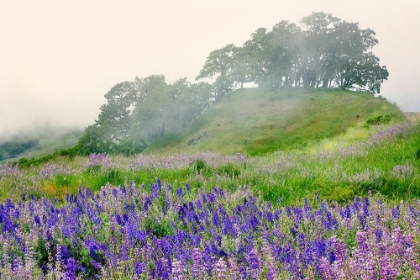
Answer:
[
  {"xmin": 392, "ymin": 205, "xmax": 400, "ymax": 219},
  {"xmin": 176, "ymin": 188, "xmax": 184, "ymax": 198},
  {"xmin": 212, "ymin": 212, "xmax": 220, "ymax": 226}
]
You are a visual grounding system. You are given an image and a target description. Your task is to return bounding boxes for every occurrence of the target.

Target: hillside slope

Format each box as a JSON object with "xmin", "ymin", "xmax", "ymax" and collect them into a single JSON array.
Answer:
[
  {"xmin": 147, "ymin": 88, "xmax": 405, "ymax": 155},
  {"xmin": 404, "ymin": 112, "xmax": 420, "ymax": 123}
]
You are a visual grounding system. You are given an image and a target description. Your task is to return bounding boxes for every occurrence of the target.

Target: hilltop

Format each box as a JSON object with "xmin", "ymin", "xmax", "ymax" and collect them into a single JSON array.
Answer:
[{"xmin": 147, "ymin": 88, "xmax": 405, "ymax": 155}]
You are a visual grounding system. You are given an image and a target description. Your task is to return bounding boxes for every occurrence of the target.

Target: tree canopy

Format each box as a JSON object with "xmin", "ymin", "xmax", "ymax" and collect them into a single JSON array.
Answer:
[
  {"xmin": 196, "ymin": 12, "xmax": 388, "ymax": 96},
  {"xmin": 77, "ymin": 76, "xmax": 212, "ymax": 155}
]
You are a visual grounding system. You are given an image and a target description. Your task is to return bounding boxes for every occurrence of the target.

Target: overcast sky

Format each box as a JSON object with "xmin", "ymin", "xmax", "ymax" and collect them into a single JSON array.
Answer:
[{"xmin": 1, "ymin": 0, "xmax": 419, "ymax": 132}]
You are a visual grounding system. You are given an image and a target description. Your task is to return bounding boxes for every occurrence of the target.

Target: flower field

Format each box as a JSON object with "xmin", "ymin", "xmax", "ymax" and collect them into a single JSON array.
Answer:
[
  {"xmin": 0, "ymin": 182, "xmax": 419, "ymax": 279},
  {"xmin": 0, "ymin": 122, "xmax": 419, "ymax": 279}
]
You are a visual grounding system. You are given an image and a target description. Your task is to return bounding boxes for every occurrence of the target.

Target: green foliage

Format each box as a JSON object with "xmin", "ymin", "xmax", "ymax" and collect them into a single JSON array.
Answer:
[
  {"xmin": 197, "ymin": 12, "xmax": 388, "ymax": 94},
  {"xmin": 196, "ymin": 44, "xmax": 240, "ymax": 102},
  {"xmin": 34, "ymin": 238, "xmax": 50, "ymax": 271},
  {"xmin": 77, "ymin": 75, "xmax": 212, "ymax": 156},
  {"xmin": 14, "ymin": 146, "xmax": 80, "ymax": 168},
  {"xmin": 216, "ymin": 163, "xmax": 241, "ymax": 178},
  {"xmin": 194, "ymin": 159, "xmax": 208, "ymax": 175},
  {"xmin": 144, "ymin": 217, "xmax": 174, "ymax": 238},
  {"xmin": 309, "ymin": 177, "xmax": 358, "ymax": 203},
  {"xmin": 366, "ymin": 115, "xmax": 391, "ymax": 125},
  {"xmin": 55, "ymin": 174, "xmax": 72, "ymax": 187}
]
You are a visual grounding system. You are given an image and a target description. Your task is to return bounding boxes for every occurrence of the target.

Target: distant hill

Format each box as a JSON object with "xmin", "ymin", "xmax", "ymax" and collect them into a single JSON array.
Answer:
[
  {"xmin": 146, "ymin": 88, "xmax": 405, "ymax": 155},
  {"xmin": 404, "ymin": 112, "xmax": 420, "ymax": 123},
  {"xmin": 0, "ymin": 125, "xmax": 83, "ymax": 164}
]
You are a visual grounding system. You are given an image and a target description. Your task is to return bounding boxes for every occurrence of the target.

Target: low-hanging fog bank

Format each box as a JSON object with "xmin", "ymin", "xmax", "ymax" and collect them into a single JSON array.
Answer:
[{"xmin": 0, "ymin": 0, "xmax": 419, "ymax": 133}]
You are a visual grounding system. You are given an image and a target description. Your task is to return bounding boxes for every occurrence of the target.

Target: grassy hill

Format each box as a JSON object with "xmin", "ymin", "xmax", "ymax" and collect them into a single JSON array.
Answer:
[{"xmin": 147, "ymin": 88, "xmax": 405, "ymax": 155}]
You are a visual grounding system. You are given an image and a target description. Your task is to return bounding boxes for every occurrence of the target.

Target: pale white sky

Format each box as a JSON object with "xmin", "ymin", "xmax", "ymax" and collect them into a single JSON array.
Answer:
[{"xmin": 1, "ymin": 0, "xmax": 419, "ymax": 132}]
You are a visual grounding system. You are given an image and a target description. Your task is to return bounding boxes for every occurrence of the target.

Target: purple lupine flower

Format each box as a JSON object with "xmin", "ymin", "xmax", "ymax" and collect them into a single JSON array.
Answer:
[
  {"xmin": 212, "ymin": 212, "xmax": 220, "ymax": 226},
  {"xmin": 274, "ymin": 209, "xmax": 282, "ymax": 221},
  {"xmin": 265, "ymin": 211, "xmax": 274, "ymax": 224},
  {"xmin": 135, "ymin": 262, "xmax": 145, "ymax": 275},
  {"xmin": 165, "ymin": 193, "xmax": 171, "ymax": 212},
  {"xmin": 85, "ymin": 187, "xmax": 92, "ymax": 197},
  {"xmin": 123, "ymin": 213, "xmax": 129, "ymax": 223},
  {"xmin": 267, "ymin": 261, "xmax": 277, "ymax": 280},
  {"xmin": 214, "ymin": 257, "xmax": 227, "ymax": 279},
  {"xmin": 375, "ymin": 229, "xmax": 383, "ymax": 242},
  {"xmin": 356, "ymin": 231, "xmax": 368, "ymax": 250},
  {"xmin": 247, "ymin": 248, "xmax": 260, "ymax": 279},
  {"xmin": 176, "ymin": 188, "xmax": 184, "ymax": 198},
  {"xmin": 151, "ymin": 183, "xmax": 160, "ymax": 198},
  {"xmin": 294, "ymin": 207, "xmax": 304, "ymax": 223},
  {"xmin": 172, "ymin": 258, "xmax": 184, "ymax": 280},
  {"xmin": 392, "ymin": 205, "xmax": 400, "ymax": 219},
  {"xmin": 362, "ymin": 200, "xmax": 369, "ymax": 216},
  {"xmin": 112, "ymin": 188, "xmax": 118, "ymax": 198},
  {"xmin": 304, "ymin": 198, "xmax": 312, "ymax": 213},
  {"xmin": 115, "ymin": 214, "xmax": 123, "ymax": 226},
  {"xmin": 191, "ymin": 248, "xmax": 203, "ymax": 278},
  {"xmin": 195, "ymin": 199, "xmax": 202, "ymax": 209},
  {"xmin": 378, "ymin": 245, "xmax": 397, "ymax": 280},
  {"xmin": 353, "ymin": 197, "xmax": 361, "ymax": 212},
  {"xmin": 228, "ymin": 257, "xmax": 239, "ymax": 279},
  {"xmin": 66, "ymin": 258, "xmax": 76, "ymax": 280},
  {"xmin": 286, "ymin": 206, "xmax": 292, "ymax": 217},
  {"xmin": 358, "ymin": 213, "xmax": 367, "ymax": 231},
  {"xmin": 344, "ymin": 204, "xmax": 352, "ymax": 218},
  {"xmin": 317, "ymin": 257, "xmax": 331, "ymax": 279}
]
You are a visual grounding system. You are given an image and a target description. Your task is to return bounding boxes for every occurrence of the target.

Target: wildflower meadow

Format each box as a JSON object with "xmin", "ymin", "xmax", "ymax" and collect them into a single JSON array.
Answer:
[{"xmin": 0, "ymin": 122, "xmax": 419, "ymax": 279}]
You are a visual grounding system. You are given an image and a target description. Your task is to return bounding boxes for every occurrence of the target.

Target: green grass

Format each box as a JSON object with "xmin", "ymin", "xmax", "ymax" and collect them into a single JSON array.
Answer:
[{"xmin": 147, "ymin": 88, "xmax": 404, "ymax": 156}]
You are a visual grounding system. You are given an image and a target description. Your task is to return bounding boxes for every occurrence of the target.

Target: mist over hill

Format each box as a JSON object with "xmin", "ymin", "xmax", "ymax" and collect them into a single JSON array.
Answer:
[{"xmin": 0, "ymin": 123, "xmax": 83, "ymax": 163}]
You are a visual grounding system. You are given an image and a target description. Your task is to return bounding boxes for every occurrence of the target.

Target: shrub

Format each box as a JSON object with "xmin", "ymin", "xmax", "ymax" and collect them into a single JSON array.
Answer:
[
  {"xmin": 194, "ymin": 159, "xmax": 208, "ymax": 175},
  {"xmin": 366, "ymin": 115, "xmax": 391, "ymax": 125}
]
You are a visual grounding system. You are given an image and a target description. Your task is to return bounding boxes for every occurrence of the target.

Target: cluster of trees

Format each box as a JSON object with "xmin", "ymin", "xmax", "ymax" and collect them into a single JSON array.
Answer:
[
  {"xmin": 77, "ymin": 76, "xmax": 212, "ymax": 155},
  {"xmin": 0, "ymin": 139, "xmax": 40, "ymax": 160},
  {"xmin": 76, "ymin": 12, "xmax": 388, "ymax": 155},
  {"xmin": 196, "ymin": 12, "xmax": 389, "ymax": 101}
]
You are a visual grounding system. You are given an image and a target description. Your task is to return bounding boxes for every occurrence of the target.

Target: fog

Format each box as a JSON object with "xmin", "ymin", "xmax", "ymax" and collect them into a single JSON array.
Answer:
[{"xmin": 1, "ymin": 0, "xmax": 419, "ymax": 133}]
